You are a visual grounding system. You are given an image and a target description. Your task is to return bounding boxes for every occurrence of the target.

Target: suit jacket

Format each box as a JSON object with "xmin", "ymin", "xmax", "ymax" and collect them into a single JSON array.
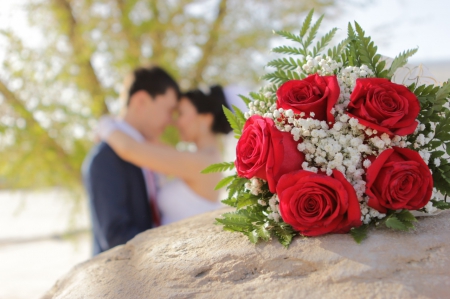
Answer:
[{"xmin": 82, "ymin": 142, "xmax": 153, "ymax": 255}]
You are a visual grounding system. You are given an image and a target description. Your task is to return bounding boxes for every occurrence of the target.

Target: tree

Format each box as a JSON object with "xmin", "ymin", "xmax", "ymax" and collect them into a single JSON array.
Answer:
[{"xmin": 0, "ymin": 0, "xmax": 339, "ymax": 189}]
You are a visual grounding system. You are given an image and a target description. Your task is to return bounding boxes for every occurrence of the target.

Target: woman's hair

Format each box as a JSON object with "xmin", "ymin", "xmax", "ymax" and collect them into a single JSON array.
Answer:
[{"xmin": 183, "ymin": 85, "xmax": 232, "ymax": 134}]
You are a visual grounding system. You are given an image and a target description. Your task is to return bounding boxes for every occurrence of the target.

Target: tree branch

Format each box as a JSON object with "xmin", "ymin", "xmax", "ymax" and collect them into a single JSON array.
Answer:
[
  {"xmin": 116, "ymin": 0, "xmax": 142, "ymax": 67},
  {"xmin": 52, "ymin": 0, "xmax": 108, "ymax": 117},
  {"xmin": 191, "ymin": 0, "xmax": 228, "ymax": 86},
  {"xmin": 0, "ymin": 79, "xmax": 80, "ymax": 181},
  {"xmin": 148, "ymin": 0, "xmax": 165, "ymax": 62}
]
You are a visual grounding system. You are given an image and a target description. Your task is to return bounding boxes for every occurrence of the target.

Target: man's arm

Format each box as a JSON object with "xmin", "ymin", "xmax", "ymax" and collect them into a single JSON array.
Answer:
[{"xmin": 88, "ymin": 147, "xmax": 141, "ymax": 250}]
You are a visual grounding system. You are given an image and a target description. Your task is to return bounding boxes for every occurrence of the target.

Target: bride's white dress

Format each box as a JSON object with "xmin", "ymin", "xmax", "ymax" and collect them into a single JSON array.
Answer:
[{"xmin": 157, "ymin": 178, "xmax": 223, "ymax": 225}]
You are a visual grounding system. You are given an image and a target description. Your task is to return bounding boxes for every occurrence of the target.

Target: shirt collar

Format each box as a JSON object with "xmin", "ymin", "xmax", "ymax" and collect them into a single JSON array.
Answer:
[{"xmin": 116, "ymin": 120, "xmax": 145, "ymax": 142}]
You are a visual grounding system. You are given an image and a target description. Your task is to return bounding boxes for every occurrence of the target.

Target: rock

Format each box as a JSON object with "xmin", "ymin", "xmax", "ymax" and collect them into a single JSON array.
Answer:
[{"xmin": 43, "ymin": 209, "xmax": 450, "ymax": 299}]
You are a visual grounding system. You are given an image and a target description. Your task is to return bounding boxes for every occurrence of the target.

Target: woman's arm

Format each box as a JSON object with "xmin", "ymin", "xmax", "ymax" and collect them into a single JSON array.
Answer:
[{"xmin": 105, "ymin": 130, "xmax": 215, "ymax": 181}]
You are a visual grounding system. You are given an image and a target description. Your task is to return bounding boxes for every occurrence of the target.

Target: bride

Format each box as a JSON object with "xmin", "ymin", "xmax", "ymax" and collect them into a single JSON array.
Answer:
[{"xmin": 98, "ymin": 85, "xmax": 233, "ymax": 225}]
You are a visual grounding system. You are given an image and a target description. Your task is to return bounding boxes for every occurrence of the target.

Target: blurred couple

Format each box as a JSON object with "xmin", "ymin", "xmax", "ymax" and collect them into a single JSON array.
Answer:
[{"xmin": 83, "ymin": 66, "xmax": 246, "ymax": 255}]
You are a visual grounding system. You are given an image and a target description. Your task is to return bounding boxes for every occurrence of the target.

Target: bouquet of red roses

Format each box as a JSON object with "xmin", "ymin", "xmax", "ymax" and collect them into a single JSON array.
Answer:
[{"xmin": 202, "ymin": 10, "xmax": 450, "ymax": 246}]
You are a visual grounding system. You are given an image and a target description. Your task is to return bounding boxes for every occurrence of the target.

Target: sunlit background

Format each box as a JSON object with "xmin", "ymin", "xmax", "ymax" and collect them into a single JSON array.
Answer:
[{"xmin": 0, "ymin": 0, "xmax": 449, "ymax": 298}]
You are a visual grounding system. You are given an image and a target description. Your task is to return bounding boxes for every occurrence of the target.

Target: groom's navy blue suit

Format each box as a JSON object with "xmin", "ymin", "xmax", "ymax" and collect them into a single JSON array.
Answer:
[{"xmin": 82, "ymin": 142, "xmax": 153, "ymax": 255}]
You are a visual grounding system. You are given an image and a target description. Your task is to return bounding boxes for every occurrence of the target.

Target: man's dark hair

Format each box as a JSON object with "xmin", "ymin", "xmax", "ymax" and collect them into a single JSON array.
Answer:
[{"xmin": 127, "ymin": 66, "xmax": 180, "ymax": 105}]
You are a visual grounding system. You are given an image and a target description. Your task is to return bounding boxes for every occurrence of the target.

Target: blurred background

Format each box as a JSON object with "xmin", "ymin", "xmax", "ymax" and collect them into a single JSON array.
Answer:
[{"xmin": 0, "ymin": 0, "xmax": 449, "ymax": 298}]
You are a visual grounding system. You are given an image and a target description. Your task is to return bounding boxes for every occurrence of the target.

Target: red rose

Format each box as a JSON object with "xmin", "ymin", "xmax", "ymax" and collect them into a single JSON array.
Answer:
[
  {"xmin": 347, "ymin": 78, "xmax": 420, "ymax": 136},
  {"xmin": 366, "ymin": 147, "xmax": 433, "ymax": 213},
  {"xmin": 276, "ymin": 74, "xmax": 340, "ymax": 123},
  {"xmin": 235, "ymin": 115, "xmax": 304, "ymax": 193},
  {"xmin": 277, "ymin": 170, "xmax": 362, "ymax": 236}
]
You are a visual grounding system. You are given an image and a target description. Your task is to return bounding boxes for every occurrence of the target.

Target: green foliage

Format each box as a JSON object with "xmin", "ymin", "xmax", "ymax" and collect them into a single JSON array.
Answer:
[
  {"xmin": 409, "ymin": 79, "xmax": 450, "ymax": 197},
  {"xmin": 273, "ymin": 224, "xmax": 296, "ymax": 248},
  {"xmin": 265, "ymin": 10, "xmax": 338, "ymax": 85},
  {"xmin": 327, "ymin": 38, "xmax": 349, "ymax": 62},
  {"xmin": 387, "ymin": 48, "xmax": 418, "ymax": 78},
  {"xmin": 272, "ymin": 45, "xmax": 303, "ymax": 56},
  {"xmin": 214, "ymin": 175, "xmax": 236, "ymax": 190},
  {"xmin": 223, "ymin": 105, "xmax": 243, "ymax": 138},
  {"xmin": 311, "ymin": 28, "xmax": 337, "ymax": 58},
  {"xmin": 384, "ymin": 210, "xmax": 417, "ymax": 231},
  {"xmin": 353, "ymin": 22, "xmax": 387, "ymax": 77},
  {"xmin": 350, "ymin": 224, "xmax": 369, "ymax": 244},
  {"xmin": 201, "ymin": 162, "xmax": 235, "ymax": 174},
  {"xmin": 431, "ymin": 199, "xmax": 450, "ymax": 210},
  {"xmin": 239, "ymin": 95, "xmax": 252, "ymax": 108},
  {"xmin": 267, "ymin": 57, "xmax": 303, "ymax": 71}
]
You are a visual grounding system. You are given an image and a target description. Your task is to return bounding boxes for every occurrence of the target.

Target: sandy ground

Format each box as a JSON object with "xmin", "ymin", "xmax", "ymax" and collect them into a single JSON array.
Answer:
[{"xmin": 0, "ymin": 189, "xmax": 91, "ymax": 299}]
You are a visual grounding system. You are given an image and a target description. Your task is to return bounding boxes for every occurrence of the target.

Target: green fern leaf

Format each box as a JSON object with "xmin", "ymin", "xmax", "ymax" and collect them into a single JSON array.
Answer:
[
  {"xmin": 436, "ymin": 80, "xmax": 450, "ymax": 102},
  {"xmin": 303, "ymin": 14, "xmax": 324, "ymax": 55},
  {"xmin": 354, "ymin": 21, "xmax": 378, "ymax": 73},
  {"xmin": 385, "ymin": 215, "xmax": 410, "ymax": 231},
  {"xmin": 387, "ymin": 48, "xmax": 419, "ymax": 78},
  {"xmin": 300, "ymin": 9, "xmax": 314, "ymax": 38},
  {"xmin": 223, "ymin": 105, "xmax": 242, "ymax": 137},
  {"xmin": 232, "ymin": 105, "xmax": 247, "ymax": 128},
  {"xmin": 236, "ymin": 193, "xmax": 259, "ymax": 209},
  {"xmin": 272, "ymin": 45, "xmax": 303, "ymax": 56},
  {"xmin": 431, "ymin": 199, "xmax": 450, "ymax": 210},
  {"xmin": 267, "ymin": 57, "xmax": 302, "ymax": 71},
  {"xmin": 201, "ymin": 161, "xmax": 235, "ymax": 173},
  {"xmin": 350, "ymin": 224, "xmax": 369, "ymax": 244},
  {"xmin": 328, "ymin": 38, "xmax": 350, "ymax": 62},
  {"xmin": 395, "ymin": 210, "xmax": 417, "ymax": 224},
  {"xmin": 214, "ymin": 175, "xmax": 236, "ymax": 190},
  {"xmin": 275, "ymin": 30, "xmax": 303, "ymax": 44},
  {"xmin": 239, "ymin": 95, "xmax": 252, "ymax": 107},
  {"xmin": 272, "ymin": 225, "xmax": 296, "ymax": 248},
  {"xmin": 312, "ymin": 27, "xmax": 337, "ymax": 57}
]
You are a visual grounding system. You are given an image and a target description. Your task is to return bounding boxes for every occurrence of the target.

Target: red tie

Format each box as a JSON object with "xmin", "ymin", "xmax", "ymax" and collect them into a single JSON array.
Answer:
[{"xmin": 144, "ymin": 169, "xmax": 161, "ymax": 227}]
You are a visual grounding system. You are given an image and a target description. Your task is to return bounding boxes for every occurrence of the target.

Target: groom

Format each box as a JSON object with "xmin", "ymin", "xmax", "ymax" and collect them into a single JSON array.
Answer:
[{"xmin": 83, "ymin": 66, "xmax": 180, "ymax": 255}]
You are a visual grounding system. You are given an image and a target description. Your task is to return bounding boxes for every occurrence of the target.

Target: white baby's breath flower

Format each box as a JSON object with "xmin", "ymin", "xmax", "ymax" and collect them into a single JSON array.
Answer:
[
  {"xmin": 434, "ymin": 158, "xmax": 441, "ymax": 167},
  {"xmin": 363, "ymin": 159, "xmax": 372, "ymax": 168}
]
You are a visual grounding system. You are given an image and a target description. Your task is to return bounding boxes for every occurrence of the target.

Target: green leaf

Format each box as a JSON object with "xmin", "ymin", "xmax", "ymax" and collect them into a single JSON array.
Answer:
[
  {"xmin": 312, "ymin": 27, "xmax": 337, "ymax": 57},
  {"xmin": 275, "ymin": 30, "xmax": 303, "ymax": 44},
  {"xmin": 239, "ymin": 95, "xmax": 252, "ymax": 107},
  {"xmin": 328, "ymin": 38, "xmax": 349, "ymax": 62},
  {"xmin": 223, "ymin": 105, "xmax": 242, "ymax": 137},
  {"xmin": 226, "ymin": 176, "xmax": 247, "ymax": 199},
  {"xmin": 216, "ymin": 212, "xmax": 252, "ymax": 228},
  {"xmin": 214, "ymin": 175, "xmax": 235, "ymax": 190},
  {"xmin": 201, "ymin": 161, "xmax": 235, "ymax": 173},
  {"xmin": 272, "ymin": 45, "xmax": 303, "ymax": 56},
  {"xmin": 300, "ymin": 9, "xmax": 314, "ymax": 38},
  {"xmin": 263, "ymin": 69, "xmax": 299, "ymax": 85},
  {"xmin": 436, "ymin": 80, "xmax": 450, "ymax": 102},
  {"xmin": 350, "ymin": 224, "xmax": 369, "ymax": 244},
  {"xmin": 267, "ymin": 57, "xmax": 302, "ymax": 71},
  {"xmin": 346, "ymin": 22, "xmax": 358, "ymax": 66},
  {"xmin": 431, "ymin": 199, "xmax": 450, "ymax": 210},
  {"xmin": 354, "ymin": 21, "xmax": 382, "ymax": 76},
  {"xmin": 236, "ymin": 193, "xmax": 259, "ymax": 209},
  {"xmin": 272, "ymin": 225, "xmax": 296, "ymax": 248},
  {"xmin": 232, "ymin": 104, "xmax": 246, "ymax": 128},
  {"xmin": 255, "ymin": 224, "xmax": 271, "ymax": 241},
  {"xmin": 221, "ymin": 197, "xmax": 237, "ymax": 207},
  {"xmin": 303, "ymin": 14, "xmax": 324, "ymax": 55},
  {"xmin": 248, "ymin": 230, "xmax": 259, "ymax": 243},
  {"xmin": 395, "ymin": 210, "xmax": 417, "ymax": 224},
  {"xmin": 385, "ymin": 215, "xmax": 410, "ymax": 231},
  {"xmin": 387, "ymin": 48, "xmax": 418, "ymax": 78}
]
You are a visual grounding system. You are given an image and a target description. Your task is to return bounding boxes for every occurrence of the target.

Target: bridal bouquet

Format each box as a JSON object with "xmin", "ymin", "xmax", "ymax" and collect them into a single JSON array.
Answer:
[{"xmin": 203, "ymin": 10, "xmax": 450, "ymax": 246}]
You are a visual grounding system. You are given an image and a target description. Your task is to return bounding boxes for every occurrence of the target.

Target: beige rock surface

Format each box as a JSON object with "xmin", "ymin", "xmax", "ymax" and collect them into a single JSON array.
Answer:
[{"xmin": 43, "ymin": 208, "xmax": 450, "ymax": 299}]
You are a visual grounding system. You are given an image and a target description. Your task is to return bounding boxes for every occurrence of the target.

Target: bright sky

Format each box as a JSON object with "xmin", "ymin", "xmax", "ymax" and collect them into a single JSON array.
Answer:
[{"xmin": 0, "ymin": 0, "xmax": 449, "ymax": 66}]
